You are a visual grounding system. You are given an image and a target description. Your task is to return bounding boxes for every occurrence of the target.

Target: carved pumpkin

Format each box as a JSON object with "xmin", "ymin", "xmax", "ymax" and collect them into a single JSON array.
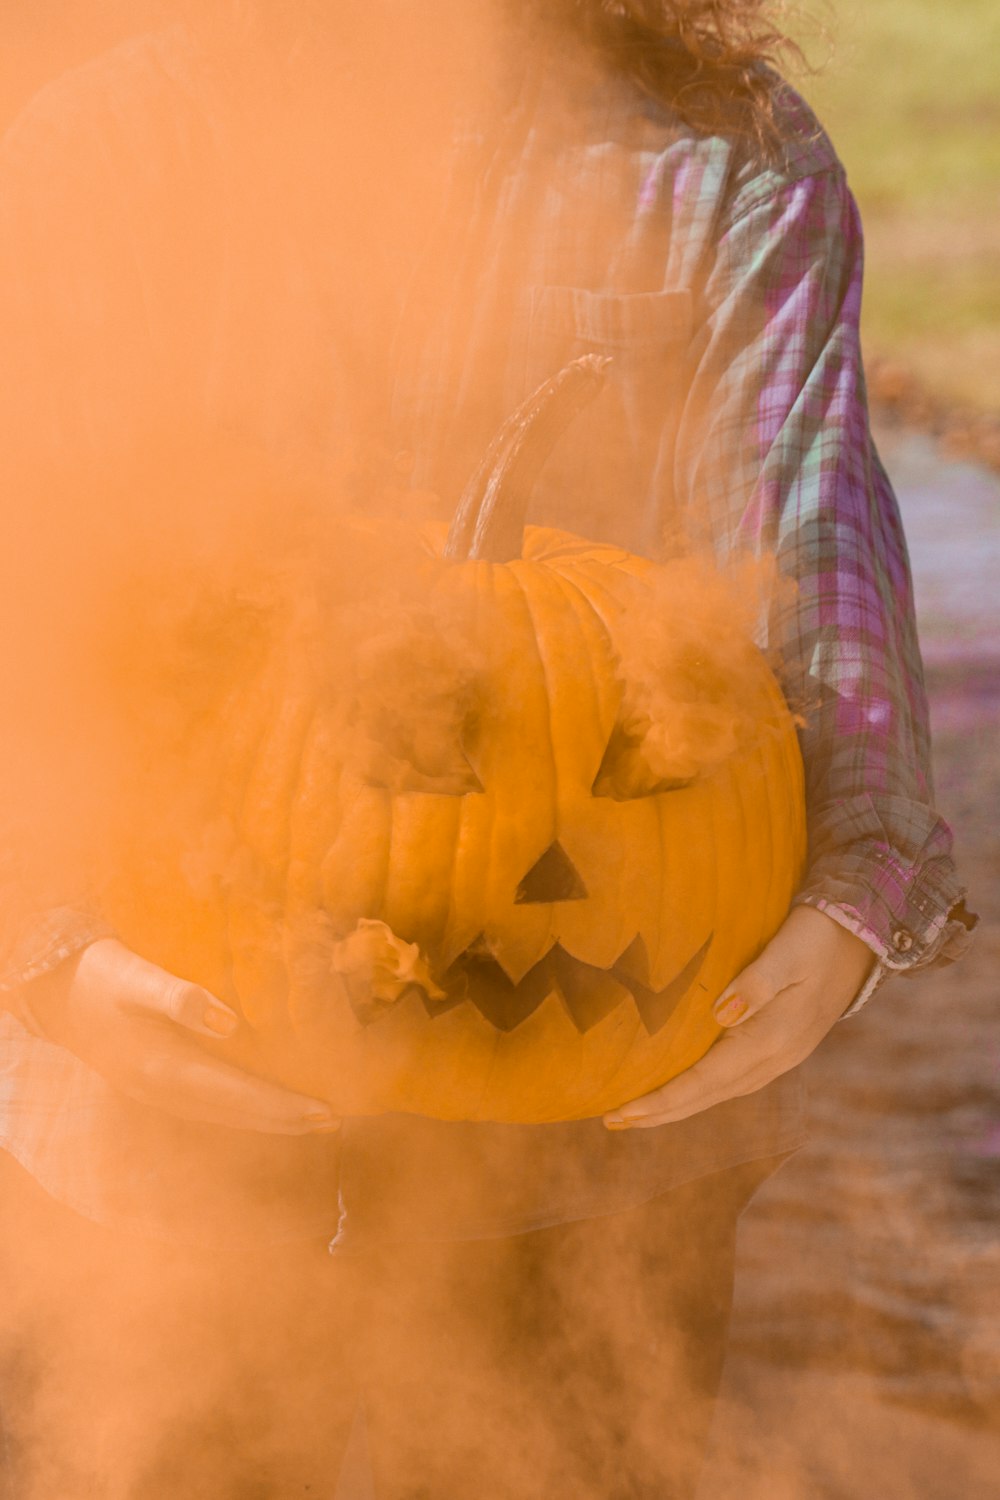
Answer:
[{"xmin": 105, "ymin": 358, "xmax": 806, "ymax": 1122}]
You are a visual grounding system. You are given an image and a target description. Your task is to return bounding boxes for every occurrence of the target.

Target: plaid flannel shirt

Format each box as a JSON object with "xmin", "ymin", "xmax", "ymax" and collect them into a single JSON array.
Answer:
[{"xmin": 0, "ymin": 28, "xmax": 973, "ymax": 1243}]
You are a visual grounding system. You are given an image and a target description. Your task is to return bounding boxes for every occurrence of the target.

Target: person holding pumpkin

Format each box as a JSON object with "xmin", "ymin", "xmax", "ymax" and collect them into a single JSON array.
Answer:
[{"xmin": 0, "ymin": 1, "xmax": 975, "ymax": 1497}]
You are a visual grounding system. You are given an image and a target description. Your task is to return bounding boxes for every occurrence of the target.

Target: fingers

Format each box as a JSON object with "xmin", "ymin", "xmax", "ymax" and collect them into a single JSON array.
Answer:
[
  {"xmin": 69, "ymin": 939, "xmax": 339, "ymax": 1135},
  {"xmin": 711, "ymin": 906, "xmax": 875, "ymax": 1030},
  {"xmin": 604, "ymin": 965, "xmax": 854, "ymax": 1131},
  {"xmin": 710, "ymin": 906, "xmax": 825, "ymax": 1028},
  {"xmin": 94, "ymin": 940, "xmax": 240, "ymax": 1039},
  {"xmin": 605, "ymin": 1016, "xmax": 778, "ymax": 1130},
  {"xmin": 711, "ymin": 957, "xmax": 792, "ymax": 1029},
  {"xmin": 603, "ymin": 909, "xmax": 879, "ymax": 1132},
  {"xmin": 122, "ymin": 1020, "xmax": 342, "ymax": 1136},
  {"xmin": 160, "ymin": 975, "xmax": 240, "ymax": 1039}
]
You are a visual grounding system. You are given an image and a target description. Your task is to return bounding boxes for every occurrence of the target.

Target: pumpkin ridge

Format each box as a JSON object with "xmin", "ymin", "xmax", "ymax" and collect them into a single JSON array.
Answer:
[
  {"xmin": 440, "ymin": 560, "xmax": 502, "ymax": 964},
  {"xmin": 522, "ymin": 527, "xmax": 636, "ymax": 568},
  {"xmin": 540, "ymin": 565, "xmax": 620, "ymax": 793},
  {"xmin": 694, "ymin": 782, "xmax": 724, "ymax": 1004},
  {"xmin": 542, "ymin": 555, "xmax": 634, "ymax": 646},
  {"xmin": 574, "ymin": 1001, "xmax": 646, "ymax": 1118},
  {"xmin": 319, "ymin": 779, "xmax": 393, "ymax": 935},
  {"xmin": 507, "ymin": 559, "xmax": 605, "ymax": 802},
  {"xmin": 648, "ymin": 776, "xmax": 672, "ymax": 987},
  {"xmin": 432, "ymin": 561, "xmax": 492, "ymax": 966},
  {"xmin": 645, "ymin": 773, "xmax": 698, "ymax": 990},
  {"xmin": 483, "ymin": 564, "xmax": 559, "ymax": 965},
  {"xmin": 549, "ymin": 555, "xmax": 644, "ymax": 618},
  {"xmin": 468, "ymin": 1001, "xmax": 504, "ymax": 1119},
  {"xmin": 724, "ymin": 758, "xmax": 760, "ymax": 969},
  {"xmin": 756, "ymin": 736, "xmax": 780, "ymax": 960},
  {"xmin": 706, "ymin": 762, "xmax": 746, "ymax": 992},
  {"xmin": 383, "ymin": 791, "xmax": 461, "ymax": 949}
]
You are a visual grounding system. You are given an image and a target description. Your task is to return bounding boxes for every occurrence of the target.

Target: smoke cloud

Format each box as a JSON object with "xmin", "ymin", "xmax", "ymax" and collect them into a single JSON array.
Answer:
[{"xmin": 2, "ymin": 7, "xmax": 970, "ymax": 1500}]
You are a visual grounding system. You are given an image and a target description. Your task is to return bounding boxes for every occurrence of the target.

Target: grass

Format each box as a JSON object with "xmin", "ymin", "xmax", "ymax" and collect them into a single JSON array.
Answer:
[{"xmin": 787, "ymin": 0, "xmax": 1000, "ymax": 413}]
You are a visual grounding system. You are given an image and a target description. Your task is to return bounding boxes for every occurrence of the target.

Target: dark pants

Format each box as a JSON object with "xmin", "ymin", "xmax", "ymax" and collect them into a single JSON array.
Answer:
[
  {"xmin": 0, "ymin": 1150, "xmax": 780, "ymax": 1499},
  {"xmin": 353, "ymin": 1155, "xmax": 779, "ymax": 1500}
]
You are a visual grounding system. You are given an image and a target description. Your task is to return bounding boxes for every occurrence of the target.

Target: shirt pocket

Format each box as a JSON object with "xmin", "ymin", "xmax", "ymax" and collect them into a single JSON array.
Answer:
[
  {"xmin": 527, "ymin": 285, "xmax": 693, "ymax": 357},
  {"xmin": 519, "ymin": 287, "xmax": 693, "ymax": 551}
]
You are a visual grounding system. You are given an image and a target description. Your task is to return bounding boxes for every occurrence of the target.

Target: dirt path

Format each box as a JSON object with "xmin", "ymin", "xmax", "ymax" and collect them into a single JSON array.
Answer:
[
  {"xmin": 701, "ymin": 429, "xmax": 1000, "ymax": 1498},
  {"xmin": 331, "ymin": 429, "xmax": 1000, "ymax": 1500}
]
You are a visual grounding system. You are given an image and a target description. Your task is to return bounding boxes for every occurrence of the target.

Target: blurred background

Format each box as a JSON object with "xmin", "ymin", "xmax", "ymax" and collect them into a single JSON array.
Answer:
[
  {"xmin": 2, "ymin": 6, "xmax": 998, "ymax": 1498},
  {"xmin": 794, "ymin": 0, "xmax": 1000, "ymax": 469}
]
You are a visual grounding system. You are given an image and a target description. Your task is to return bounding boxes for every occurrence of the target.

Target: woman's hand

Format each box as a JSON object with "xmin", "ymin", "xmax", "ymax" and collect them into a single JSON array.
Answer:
[
  {"xmin": 604, "ymin": 905, "xmax": 875, "ymax": 1131},
  {"xmin": 22, "ymin": 937, "xmax": 341, "ymax": 1136}
]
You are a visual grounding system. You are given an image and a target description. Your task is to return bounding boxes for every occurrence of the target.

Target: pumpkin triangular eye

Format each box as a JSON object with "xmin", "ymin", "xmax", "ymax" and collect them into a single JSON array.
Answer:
[
  {"xmin": 592, "ymin": 723, "xmax": 694, "ymax": 800},
  {"xmin": 515, "ymin": 842, "xmax": 588, "ymax": 904}
]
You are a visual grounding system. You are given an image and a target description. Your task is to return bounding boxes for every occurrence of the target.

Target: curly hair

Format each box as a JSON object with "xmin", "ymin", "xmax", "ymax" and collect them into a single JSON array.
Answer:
[
  {"xmin": 523, "ymin": 1, "xmax": 802, "ymax": 149},
  {"xmin": 200, "ymin": 2, "xmax": 802, "ymax": 151}
]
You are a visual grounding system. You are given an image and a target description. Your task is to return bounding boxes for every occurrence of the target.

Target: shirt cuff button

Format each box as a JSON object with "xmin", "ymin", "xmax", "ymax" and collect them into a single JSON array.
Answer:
[{"xmin": 891, "ymin": 928, "xmax": 914, "ymax": 953}]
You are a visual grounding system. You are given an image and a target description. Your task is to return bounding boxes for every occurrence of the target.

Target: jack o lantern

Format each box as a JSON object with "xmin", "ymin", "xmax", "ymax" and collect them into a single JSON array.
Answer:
[{"xmin": 104, "ymin": 358, "xmax": 805, "ymax": 1122}]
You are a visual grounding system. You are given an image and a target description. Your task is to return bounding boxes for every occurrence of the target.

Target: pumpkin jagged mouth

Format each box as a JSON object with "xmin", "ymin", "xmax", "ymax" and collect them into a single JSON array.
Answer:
[{"xmin": 414, "ymin": 932, "xmax": 713, "ymax": 1036}]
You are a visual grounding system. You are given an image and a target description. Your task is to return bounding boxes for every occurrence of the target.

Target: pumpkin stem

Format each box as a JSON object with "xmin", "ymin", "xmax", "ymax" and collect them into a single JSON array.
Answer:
[{"xmin": 444, "ymin": 354, "xmax": 611, "ymax": 563}]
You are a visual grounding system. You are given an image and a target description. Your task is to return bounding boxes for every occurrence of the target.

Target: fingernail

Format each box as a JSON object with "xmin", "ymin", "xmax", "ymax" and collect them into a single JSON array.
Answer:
[
  {"xmin": 203, "ymin": 1005, "xmax": 239, "ymax": 1036},
  {"xmin": 307, "ymin": 1113, "xmax": 341, "ymax": 1133},
  {"xmin": 713, "ymin": 994, "xmax": 748, "ymax": 1026}
]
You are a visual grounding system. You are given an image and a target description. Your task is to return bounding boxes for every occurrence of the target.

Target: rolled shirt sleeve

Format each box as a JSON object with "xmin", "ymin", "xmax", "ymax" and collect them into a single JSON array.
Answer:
[
  {"xmin": 675, "ymin": 162, "xmax": 976, "ymax": 1002},
  {"xmin": 0, "ymin": 906, "xmax": 114, "ymax": 993},
  {"xmin": 0, "ymin": 905, "xmax": 116, "ymax": 1033}
]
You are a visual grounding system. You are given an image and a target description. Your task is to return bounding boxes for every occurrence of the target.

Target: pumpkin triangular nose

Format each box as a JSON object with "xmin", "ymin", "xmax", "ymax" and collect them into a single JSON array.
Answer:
[{"xmin": 515, "ymin": 842, "xmax": 588, "ymax": 904}]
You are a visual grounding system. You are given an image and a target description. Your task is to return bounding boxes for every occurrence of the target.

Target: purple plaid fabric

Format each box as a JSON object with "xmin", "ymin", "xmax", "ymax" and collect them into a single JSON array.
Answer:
[{"xmin": 0, "ymin": 28, "xmax": 973, "ymax": 1242}]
